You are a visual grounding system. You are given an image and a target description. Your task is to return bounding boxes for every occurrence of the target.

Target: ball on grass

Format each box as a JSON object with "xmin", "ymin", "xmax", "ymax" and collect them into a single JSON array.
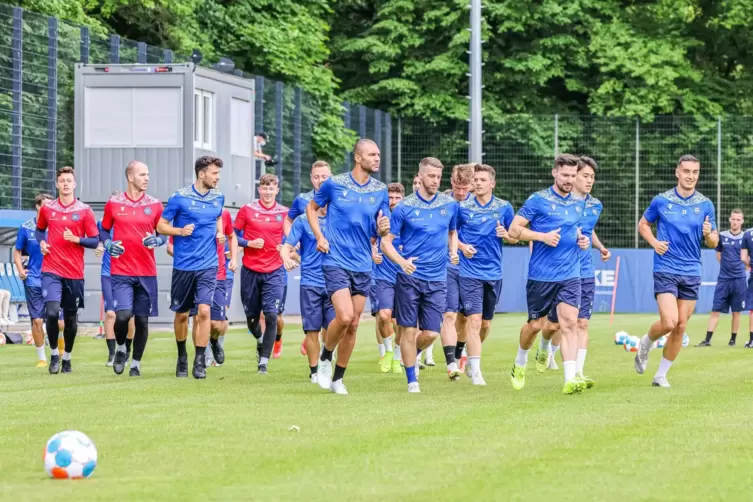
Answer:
[{"xmin": 44, "ymin": 431, "xmax": 97, "ymax": 479}]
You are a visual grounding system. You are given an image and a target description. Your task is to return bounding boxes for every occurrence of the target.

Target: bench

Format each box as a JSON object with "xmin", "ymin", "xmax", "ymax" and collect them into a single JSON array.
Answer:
[{"xmin": 0, "ymin": 262, "xmax": 27, "ymax": 321}]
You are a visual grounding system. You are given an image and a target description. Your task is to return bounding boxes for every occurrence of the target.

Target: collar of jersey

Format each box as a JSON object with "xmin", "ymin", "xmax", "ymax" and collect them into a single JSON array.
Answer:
[
  {"xmin": 258, "ymin": 200, "xmax": 277, "ymax": 211},
  {"xmin": 124, "ymin": 192, "xmax": 146, "ymax": 204},
  {"xmin": 548, "ymin": 186, "xmax": 571, "ymax": 201},
  {"xmin": 348, "ymin": 172, "xmax": 371, "ymax": 189},
  {"xmin": 473, "ymin": 195, "xmax": 494, "ymax": 209},
  {"xmin": 415, "ymin": 191, "xmax": 439, "ymax": 205},
  {"xmin": 673, "ymin": 187, "xmax": 696, "ymax": 201},
  {"xmin": 57, "ymin": 197, "xmax": 76, "ymax": 209},
  {"xmin": 192, "ymin": 185, "xmax": 212, "ymax": 199}
]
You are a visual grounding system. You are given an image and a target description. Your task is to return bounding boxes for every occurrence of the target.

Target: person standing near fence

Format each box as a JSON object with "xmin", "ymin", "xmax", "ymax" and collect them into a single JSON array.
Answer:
[{"xmin": 634, "ymin": 155, "xmax": 718, "ymax": 388}]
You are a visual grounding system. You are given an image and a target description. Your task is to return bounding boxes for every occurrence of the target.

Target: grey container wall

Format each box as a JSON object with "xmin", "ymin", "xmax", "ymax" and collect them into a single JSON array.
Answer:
[{"xmin": 74, "ymin": 63, "xmax": 256, "ymax": 207}]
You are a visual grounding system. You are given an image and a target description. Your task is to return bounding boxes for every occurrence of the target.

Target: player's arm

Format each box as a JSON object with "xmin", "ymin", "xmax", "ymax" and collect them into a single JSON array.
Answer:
[
  {"xmin": 12, "ymin": 230, "xmax": 27, "ymax": 279},
  {"xmin": 716, "ymin": 251, "xmax": 722, "ymax": 263},
  {"xmin": 75, "ymin": 210, "xmax": 101, "ymax": 249},
  {"xmin": 223, "ymin": 213, "xmax": 238, "ymax": 271},
  {"xmin": 499, "ymin": 206, "xmax": 518, "ymax": 245},
  {"xmin": 280, "ymin": 220, "xmax": 302, "ymax": 270},
  {"xmin": 703, "ymin": 206, "xmax": 719, "ymax": 248},
  {"xmin": 742, "ymin": 243, "xmax": 750, "ymax": 267},
  {"xmin": 34, "ymin": 207, "xmax": 48, "ymax": 249},
  {"xmin": 509, "ymin": 215, "xmax": 547, "ymax": 243},
  {"xmin": 638, "ymin": 216, "xmax": 662, "ymax": 249},
  {"xmin": 448, "ymin": 230, "xmax": 459, "ymax": 265},
  {"xmin": 591, "ymin": 230, "xmax": 611, "ymax": 261},
  {"xmin": 306, "ymin": 199, "xmax": 325, "ymax": 243}
]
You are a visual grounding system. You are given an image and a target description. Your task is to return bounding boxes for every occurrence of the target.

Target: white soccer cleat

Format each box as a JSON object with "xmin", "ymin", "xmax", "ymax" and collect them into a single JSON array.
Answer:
[
  {"xmin": 471, "ymin": 371, "xmax": 486, "ymax": 386},
  {"xmin": 310, "ymin": 373, "xmax": 318, "ymax": 384},
  {"xmin": 424, "ymin": 350, "xmax": 435, "ymax": 367},
  {"xmin": 547, "ymin": 352, "xmax": 559, "ymax": 370},
  {"xmin": 447, "ymin": 362, "xmax": 461, "ymax": 381},
  {"xmin": 634, "ymin": 335, "xmax": 651, "ymax": 374},
  {"xmin": 317, "ymin": 359, "xmax": 332, "ymax": 390},
  {"xmin": 465, "ymin": 360, "xmax": 473, "ymax": 378},
  {"xmin": 652, "ymin": 376, "xmax": 671, "ymax": 388},
  {"xmin": 330, "ymin": 379, "xmax": 348, "ymax": 395},
  {"xmin": 407, "ymin": 382, "xmax": 421, "ymax": 393}
]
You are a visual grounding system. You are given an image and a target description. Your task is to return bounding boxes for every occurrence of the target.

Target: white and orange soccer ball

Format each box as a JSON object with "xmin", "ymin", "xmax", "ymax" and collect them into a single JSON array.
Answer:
[
  {"xmin": 623, "ymin": 336, "xmax": 639, "ymax": 352},
  {"xmin": 44, "ymin": 431, "xmax": 97, "ymax": 479},
  {"xmin": 0, "ymin": 333, "xmax": 6, "ymax": 345}
]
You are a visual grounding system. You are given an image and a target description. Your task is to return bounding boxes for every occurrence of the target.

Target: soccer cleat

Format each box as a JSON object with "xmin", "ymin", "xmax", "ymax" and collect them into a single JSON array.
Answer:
[
  {"xmin": 729, "ymin": 339, "xmax": 736, "ymax": 347},
  {"xmin": 317, "ymin": 359, "xmax": 333, "ymax": 390},
  {"xmin": 745, "ymin": 341, "xmax": 753, "ymax": 349},
  {"xmin": 256, "ymin": 342, "xmax": 263, "ymax": 364},
  {"xmin": 510, "ymin": 364, "xmax": 526, "ymax": 390},
  {"xmin": 176, "ymin": 356, "xmax": 189, "ymax": 378},
  {"xmin": 36, "ymin": 360, "xmax": 47, "ymax": 368},
  {"xmin": 695, "ymin": 340, "xmax": 711, "ymax": 347},
  {"xmin": 407, "ymin": 382, "xmax": 421, "ymax": 393},
  {"xmin": 300, "ymin": 339, "xmax": 307, "ymax": 356},
  {"xmin": 129, "ymin": 367, "xmax": 141, "ymax": 377},
  {"xmin": 548, "ymin": 352, "xmax": 559, "ymax": 370},
  {"xmin": 465, "ymin": 359, "xmax": 473, "ymax": 379},
  {"xmin": 113, "ymin": 351, "xmax": 128, "ymax": 375},
  {"xmin": 458, "ymin": 354, "xmax": 468, "ymax": 373},
  {"xmin": 48, "ymin": 355, "xmax": 60, "ymax": 374},
  {"xmin": 424, "ymin": 352, "xmax": 436, "ymax": 367},
  {"xmin": 535, "ymin": 349, "xmax": 549, "ymax": 373},
  {"xmin": 391, "ymin": 359, "xmax": 403, "ymax": 374},
  {"xmin": 652, "ymin": 376, "xmax": 671, "ymax": 388},
  {"xmin": 106, "ymin": 354, "xmax": 114, "ymax": 367},
  {"xmin": 310, "ymin": 373, "xmax": 318, "ymax": 384},
  {"xmin": 193, "ymin": 357, "xmax": 206, "ymax": 379},
  {"xmin": 210, "ymin": 340, "xmax": 225, "ymax": 365},
  {"xmin": 562, "ymin": 379, "xmax": 586, "ymax": 395},
  {"xmin": 447, "ymin": 362, "xmax": 461, "ymax": 381},
  {"xmin": 330, "ymin": 379, "xmax": 348, "ymax": 395},
  {"xmin": 471, "ymin": 372, "xmax": 487, "ymax": 386},
  {"xmin": 634, "ymin": 335, "xmax": 650, "ymax": 374},
  {"xmin": 417, "ymin": 359, "xmax": 426, "ymax": 370},
  {"xmin": 273, "ymin": 340, "xmax": 283, "ymax": 359},
  {"xmin": 576, "ymin": 373, "xmax": 595, "ymax": 389},
  {"xmin": 94, "ymin": 333, "xmax": 105, "ymax": 340},
  {"xmin": 61, "ymin": 359, "xmax": 72, "ymax": 374},
  {"xmin": 381, "ymin": 352, "xmax": 393, "ymax": 373},
  {"xmin": 257, "ymin": 364, "xmax": 269, "ymax": 375}
]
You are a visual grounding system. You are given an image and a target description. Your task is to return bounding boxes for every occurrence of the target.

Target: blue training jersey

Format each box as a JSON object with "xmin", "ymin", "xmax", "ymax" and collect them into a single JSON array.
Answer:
[
  {"xmin": 288, "ymin": 190, "xmax": 314, "ymax": 221},
  {"xmin": 162, "ymin": 185, "xmax": 225, "ymax": 271},
  {"xmin": 643, "ymin": 188, "xmax": 716, "ymax": 277},
  {"xmin": 313, "ymin": 173, "xmax": 389, "ymax": 273},
  {"xmin": 390, "ymin": 192, "xmax": 458, "ymax": 282},
  {"xmin": 97, "ymin": 221, "xmax": 112, "ymax": 277},
  {"xmin": 374, "ymin": 235, "xmax": 401, "ymax": 284},
  {"xmin": 284, "ymin": 215, "xmax": 326, "ymax": 288},
  {"xmin": 457, "ymin": 196, "xmax": 515, "ymax": 281},
  {"xmin": 14, "ymin": 217, "xmax": 43, "ymax": 288},
  {"xmin": 518, "ymin": 186, "xmax": 586, "ymax": 282},
  {"xmin": 718, "ymin": 230, "xmax": 745, "ymax": 280},
  {"xmin": 447, "ymin": 191, "xmax": 471, "ymax": 270},
  {"xmin": 578, "ymin": 194, "xmax": 604, "ymax": 279},
  {"xmin": 224, "ymin": 242, "xmax": 234, "ymax": 280}
]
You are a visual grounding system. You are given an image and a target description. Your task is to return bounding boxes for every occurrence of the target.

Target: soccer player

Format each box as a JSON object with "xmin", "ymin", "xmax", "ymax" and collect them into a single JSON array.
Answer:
[
  {"xmin": 412, "ymin": 175, "xmax": 420, "ymax": 193},
  {"xmin": 698, "ymin": 210, "xmax": 745, "ymax": 347},
  {"xmin": 35, "ymin": 166, "xmax": 100, "ymax": 374},
  {"xmin": 281, "ymin": 204, "xmax": 333, "ymax": 382},
  {"xmin": 634, "ymin": 155, "xmax": 718, "ymax": 387},
  {"xmin": 307, "ymin": 138, "xmax": 390, "ymax": 395},
  {"xmin": 234, "ymin": 173, "xmax": 288, "ymax": 374},
  {"xmin": 508, "ymin": 154, "xmax": 591, "ymax": 395},
  {"xmin": 373, "ymin": 183, "xmax": 405, "ymax": 374},
  {"xmin": 738, "ymin": 221, "xmax": 753, "ymax": 348},
  {"xmin": 13, "ymin": 192, "xmax": 53, "ymax": 366},
  {"xmin": 157, "ymin": 156, "xmax": 227, "ymax": 379},
  {"xmin": 456, "ymin": 164, "xmax": 516, "ymax": 385}
]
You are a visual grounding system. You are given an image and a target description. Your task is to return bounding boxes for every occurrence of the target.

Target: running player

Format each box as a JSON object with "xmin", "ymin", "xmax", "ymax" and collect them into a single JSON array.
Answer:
[
  {"xmin": 234, "ymin": 174, "xmax": 287, "ymax": 374},
  {"xmin": 157, "ymin": 156, "xmax": 226, "ymax": 379},
  {"xmin": 281, "ymin": 204, "xmax": 333, "ymax": 382},
  {"xmin": 456, "ymin": 164, "xmax": 516, "ymax": 385},
  {"xmin": 738, "ymin": 218, "xmax": 753, "ymax": 348},
  {"xmin": 13, "ymin": 192, "xmax": 53, "ymax": 366},
  {"xmin": 698, "ymin": 209, "xmax": 745, "ymax": 347},
  {"xmin": 508, "ymin": 154, "xmax": 591, "ymax": 395},
  {"xmin": 381, "ymin": 158, "xmax": 459, "ymax": 393},
  {"xmin": 373, "ymin": 183, "xmax": 405, "ymax": 374},
  {"xmin": 307, "ymin": 138, "xmax": 390, "ymax": 395},
  {"xmin": 634, "ymin": 154, "xmax": 718, "ymax": 387},
  {"xmin": 35, "ymin": 166, "xmax": 100, "ymax": 374}
]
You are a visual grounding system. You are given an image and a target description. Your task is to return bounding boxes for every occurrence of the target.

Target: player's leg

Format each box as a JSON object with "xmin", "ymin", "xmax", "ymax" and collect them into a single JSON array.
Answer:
[
  {"xmin": 557, "ymin": 297, "xmax": 583, "ymax": 394},
  {"xmin": 416, "ymin": 280, "xmax": 446, "ymax": 384},
  {"xmin": 636, "ymin": 273, "xmax": 682, "ymax": 375},
  {"xmin": 441, "ymin": 269, "xmax": 460, "ymax": 375},
  {"xmin": 699, "ymin": 281, "xmax": 728, "ymax": 347},
  {"xmin": 209, "ymin": 280, "xmax": 227, "ymax": 365},
  {"xmin": 301, "ymin": 286, "xmax": 324, "ymax": 381},
  {"xmin": 511, "ymin": 280, "xmax": 555, "ymax": 390},
  {"xmin": 111, "ymin": 276, "xmax": 136, "ymax": 375},
  {"xmin": 479, "ymin": 281, "xmax": 500, "ymax": 346},
  {"xmin": 455, "ymin": 313, "xmax": 469, "ymax": 371},
  {"xmin": 170, "ymin": 269, "xmax": 197, "ymax": 378},
  {"xmin": 24, "ymin": 284, "xmax": 46, "ymax": 366},
  {"xmin": 317, "ymin": 266, "xmax": 358, "ymax": 390},
  {"xmin": 257, "ymin": 269, "xmax": 285, "ymax": 374},
  {"xmin": 127, "ymin": 276, "xmax": 159, "ymax": 376},
  {"xmin": 396, "ymin": 274, "xmax": 424, "ymax": 392},
  {"xmin": 376, "ymin": 280, "xmax": 396, "ymax": 373},
  {"xmin": 459, "ymin": 277, "xmax": 484, "ymax": 379},
  {"xmin": 729, "ymin": 278, "xmax": 746, "ymax": 346},
  {"xmin": 273, "ymin": 285, "xmax": 287, "ymax": 359},
  {"xmin": 101, "ymin": 275, "xmax": 116, "ymax": 366},
  {"xmin": 58, "ymin": 278, "xmax": 84, "ymax": 373},
  {"xmin": 536, "ymin": 325, "xmax": 555, "ymax": 373},
  {"xmin": 191, "ymin": 268, "xmax": 218, "ymax": 379},
  {"xmin": 575, "ymin": 277, "xmax": 595, "ymax": 387},
  {"xmin": 698, "ymin": 312, "xmax": 720, "ymax": 347},
  {"xmin": 42, "ymin": 273, "xmax": 64, "ymax": 373},
  {"xmin": 332, "ymin": 285, "xmax": 368, "ymax": 393},
  {"xmin": 241, "ymin": 267, "xmax": 265, "ymax": 361}
]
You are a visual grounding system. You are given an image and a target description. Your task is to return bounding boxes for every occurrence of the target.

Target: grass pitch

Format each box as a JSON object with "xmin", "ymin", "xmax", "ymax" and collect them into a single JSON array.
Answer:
[{"xmin": 2, "ymin": 313, "xmax": 753, "ymax": 501}]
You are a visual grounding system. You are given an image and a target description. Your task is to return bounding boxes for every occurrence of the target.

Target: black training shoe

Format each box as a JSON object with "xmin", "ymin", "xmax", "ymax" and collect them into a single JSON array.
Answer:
[
  {"xmin": 176, "ymin": 356, "xmax": 189, "ymax": 378},
  {"xmin": 210, "ymin": 340, "xmax": 225, "ymax": 365},
  {"xmin": 256, "ymin": 342, "xmax": 263, "ymax": 364},
  {"xmin": 49, "ymin": 354, "xmax": 60, "ymax": 374},
  {"xmin": 729, "ymin": 339, "xmax": 737, "ymax": 347},
  {"xmin": 106, "ymin": 354, "xmax": 114, "ymax": 367},
  {"xmin": 113, "ymin": 351, "xmax": 128, "ymax": 375},
  {"xmin": 695, "ymin": 340, "xmax": 712, "ymax": 347},
  {"xmin": 745, "ymin": 341, "xmax": 753, "ymax": 349},
  {"xmin": 129, "ymin": 367, "xmax": 141, "ymax": 377},
  {"xmin": 257, "ymin": 364, "xmax": 268, "ymax": 375},
  {"xmin": 61, "ymin": 359, "xmax": 72, "ymax": 374},
  {"xmin": 193, "ymin": 357, "xmax": 206, "ymax": 379}
]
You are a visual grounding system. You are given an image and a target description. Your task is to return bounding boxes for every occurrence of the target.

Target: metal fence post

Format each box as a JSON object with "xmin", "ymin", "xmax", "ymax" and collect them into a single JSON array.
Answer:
[
  {"xmin": 359, "ymin": 106, "xmax": 366, "ymax": 138},
  {"xmin": 717, "ymin": 116, "xmax": 722, "ymax": 214},
  {"xmin": 80, "ymin": 26, "xmax": 89, "ymax": 63},
  {"xmin": 635, "ymin": 118, "xmax": 640, "ymax": 249},
  {"xmin": 163, "ymin": 49, "xmax": 173, "ymax": 64},
  {"xmin": 385, "ymin": 114, "xmax": 392, "ymax": 183},
  {"xmin": 47, "ymin": 17, "xmax": 58, "ymax": 194},
  {"xmin": 274, "ymin": 81, "xmax": 283, "ymax": 202},
  {"xmin": 254, "ymin": 76, "xmax": 265, "ymax": 185},
  {"xmin": 293, "ymin": 87, "xmax": 302, "ymax": 197},
  {"xmin": 343, "ymin": 102, "xmax": 351, "ymax": 173},
  {"xmin": 110, "ymin": 35, "xmax": 120, "ymax": 64},
  {"xmin": 374, "ymin": 110, "xmax": 382, "ymax": 181},
  {"xmin": 137, "ymin": 42, "xmax": 147, "ymax": 64},
  {"xmin": 397, "ymin": 118, "xmax": 402, "ymax": 183},
  {"xmin": 554, "ymin": 114, "xmax": 559, "ymax": 156},
  {"xmin": 11, "ymin": 7, "xmax": 23, "ymax": 209}
]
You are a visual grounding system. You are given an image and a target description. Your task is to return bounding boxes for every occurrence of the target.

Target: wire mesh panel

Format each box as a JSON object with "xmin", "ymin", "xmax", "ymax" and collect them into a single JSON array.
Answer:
[{"xmin": 720, "ymin": 116, "xmax": 753, "ymax": 226}]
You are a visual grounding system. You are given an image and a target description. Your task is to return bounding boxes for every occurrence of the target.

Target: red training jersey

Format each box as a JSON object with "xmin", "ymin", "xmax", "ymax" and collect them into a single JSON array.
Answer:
[
  {"xmin": 37, "ymin": 198, "xmax": 98, "ymax": 280},
  {"xmin": 169, "ymin": 208, "xmax": 233, "ymax": 280},
  {"xmin": 101, "ymin": 192, "xmax": 163, "ymax": 277},
  {"xmin": 234, "ymin": 200, "xmax": 288, "ymax": 273}
]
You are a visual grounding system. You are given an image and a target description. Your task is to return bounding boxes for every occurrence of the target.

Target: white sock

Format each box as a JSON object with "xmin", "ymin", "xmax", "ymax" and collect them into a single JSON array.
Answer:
[
  {"xmin": 426, "ymin": 341, "xmax": 435, "ymax": 356},
  {"xmin": 130, "ymin": 359, "xmax": 141, "ymax": 369},
  {"xmin": 378, "ymin": 343, "xmax": 386, "ymax": 357},
  {"xmin": 50, "ymin": 348, "xmax": 59, "ymax": 356},
  {"xmin": 539, "ymin": 337, "xmax": 552, "ymax": 352},
  {"xmin": 62, "ymin": 351, "xmax": 71, "ymax": 361},
  {"xmin": 36, "ymin": 345, "xmax": 45, "ymax": 361},
  {"xmin": 563, "ymin": 360, "xmax": 577, "ymax": 383},
  {"xmin": 553, "ymin": 344, "xmax": 560, "ymax": 354},
  {"xmin": 640, "ymin": 334, "xmax": 652, "ymax": 350},
  {"xmin": 655, "ymin": 357, "xmax": 673, "ymax": 378},
  {"xmin": 515, "ymin": 345, "xmax": 529, "ymax": 367},
  {"xmin": 469, "ymin": 356, "xmax": 481, "ymax": 374},
  {"xmin": 116, "ymin": 343, "xmax": 127, "ymax": 354},
  {"xmin": 576, "ymin": 349, "xmax": 587, "ymax": 374},
  {"xmin": 394, "ymin": 345, "xmax": 402, "ymax": 361},
  {"xmin": 383, "ymin": 336, "xmax": 393, "ymax": 352},
  {"xmin": 260, "ymin": 356, "xmax": 269, "ymax": 365}
]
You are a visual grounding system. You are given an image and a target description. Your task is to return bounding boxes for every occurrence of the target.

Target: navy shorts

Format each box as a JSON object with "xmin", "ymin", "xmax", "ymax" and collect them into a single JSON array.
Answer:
[
  {"xmin": 240, "ymin": 266, "xmax": 285, "ymax": 319},
  {"xmin": 300, "ymin": 285, "xmax": 335, "ymax": 332},
  {"xmin": 459, "ymin": 277, "xmax": 502, "ymax": 321},
  {"xmin": 101, "ymin": 276, "xmax": 114, "ymax": 313},
  {"xmin": 369, "ymin": 282, "xmax": 378, "ymax": 316},
  {"xmin": 323, "ymin": 265, "xmax": 371, "ymax": 297},
  {"xmin": 224, "ymin": 277, "xmax": 234, "ymax": 307},
  {"xmin": 445, "ymin": 267, "xmax": 462, "ymax": 314},
  {"xmin": 526, "ymin": 278, "xmax": 580, "ymax": 323},
  {"xmin": 112, "ymin": 275, "xmax": 159, "ymax": 317},
  {"xmin": 42, "ymin": 272, "xmax": 85, "ymax": 312},
  {"xmin": 170, "ymin": 267, "xmax": 217, "ymax": 314},
  {"xmin": 374, "ymin": 279, "xmax": 396, "ymax": 313},
  {"xmin": 191, "ymin": 279, "xmax": 227, "ymax": 321},
  {"xmin": 394, "ymin": 274, "xmax": 447, "ymax": 332},
  {"xmin": 24, "ymin": 284, "xmax": 44, "ymax": 319},
  {"xmin": 653, "ymin": 273, "xmax": 701, "ymax": 301},
  {"xmin": 278, "ymin": 285, "xmax": 288, "ymax": 315},
  {"xmin": 578, "ymin": 277, "xmax": 596, "ymax": 320},
  {"xmin": 713, "ymin": 278, "xmax": 747, "ymax": 313}
]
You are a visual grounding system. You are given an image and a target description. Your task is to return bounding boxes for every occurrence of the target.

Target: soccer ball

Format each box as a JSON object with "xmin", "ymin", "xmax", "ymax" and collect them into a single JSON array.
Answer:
[
  {"xmin": 614, "ymin": 331, "xmax": 629, "ymax": 345},
  {"xmin": 0, "ymin": 333, "xmax": 5, "ymax": 345},
  {"xmin": 656, "ymin": 335, "xmax": 667, "ymax": 349},
  {"xmin": 682, "ymin": 333, "xmax": 690, "ymax": 348},
  {"xmin": 44, "ymin": 431, "xmax": 97, "ymax": 479},
  {"xmin": 25, "ymin": 331, "xmax": 33, "ymax": 345},
  {"xmin": 623, "ymin": 336, "xmax": 639, "ymax": 352}
]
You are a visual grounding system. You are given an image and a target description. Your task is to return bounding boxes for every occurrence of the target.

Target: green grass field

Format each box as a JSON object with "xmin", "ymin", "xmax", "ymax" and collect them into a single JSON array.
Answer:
[{"xmin": 2, "ymin": 313, "xmax": 753, "ymax": 501}]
